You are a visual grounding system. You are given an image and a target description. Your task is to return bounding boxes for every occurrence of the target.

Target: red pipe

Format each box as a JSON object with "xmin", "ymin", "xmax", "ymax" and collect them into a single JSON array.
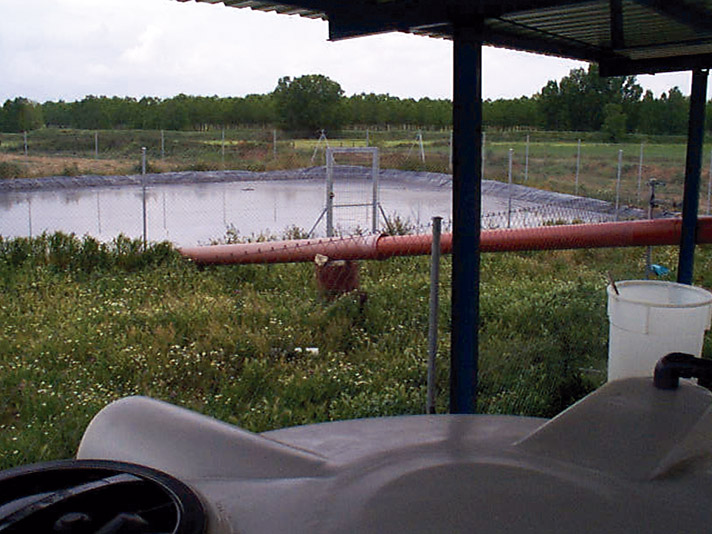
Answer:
[
  {"xmin": 180, "ymin": 235, "xmax": 381, "ymax": 265},
  {"xmin": 180, "ymin": 217, "xmax": 712, "ymax": 265}
]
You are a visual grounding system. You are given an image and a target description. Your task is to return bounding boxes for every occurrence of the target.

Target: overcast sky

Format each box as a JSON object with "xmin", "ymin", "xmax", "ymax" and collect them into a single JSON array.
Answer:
[{"xmin": 0, "ymin": 0, "xmax": 705, "ymax": 104}]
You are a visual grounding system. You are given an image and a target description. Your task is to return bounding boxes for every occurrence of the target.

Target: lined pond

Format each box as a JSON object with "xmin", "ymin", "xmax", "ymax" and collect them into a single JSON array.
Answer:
[{"xmin": 0, "ymin": 169, "xmax": 617, "ymax": 246}]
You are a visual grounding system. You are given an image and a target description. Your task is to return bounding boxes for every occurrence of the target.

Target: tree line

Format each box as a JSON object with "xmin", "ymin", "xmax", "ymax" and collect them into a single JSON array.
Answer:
[{"xmin": 0, "ymin": 67, "xmax": 707, "ymax": 138}]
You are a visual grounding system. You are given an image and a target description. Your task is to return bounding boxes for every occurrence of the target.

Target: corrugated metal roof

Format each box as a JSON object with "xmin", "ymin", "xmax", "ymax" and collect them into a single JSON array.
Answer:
[{"xmin": 177, "ymin": 0, "xmax": 712, "ymax": 75}]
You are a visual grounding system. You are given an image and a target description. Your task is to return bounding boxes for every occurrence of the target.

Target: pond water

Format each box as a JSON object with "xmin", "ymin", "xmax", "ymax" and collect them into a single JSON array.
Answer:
[{"xmin": 0, "ymin": 178, "xmax": 516, "ymax": 246}]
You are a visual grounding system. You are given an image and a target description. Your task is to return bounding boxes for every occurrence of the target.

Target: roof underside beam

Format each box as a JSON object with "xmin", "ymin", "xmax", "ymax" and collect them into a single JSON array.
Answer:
[
  {"xmin": 481, "ymin": 25, "xmax": 603, "ymax": 62},
  {"xmin": 325, "ymin": 0, "xmax": 598, "ymax": 40},
  {"xmin": 209, "ymin": 0, "xmax": 712, "ymax": 76},
  {"xmin": 633, "ymin": 0, "xmax": 712, "ymax": 34},
  {"xmin": 600, "ymin": 52, "xmax": 712, "ymax": 76},
  {"xmin": 610, "ymin": 0, "xmax": 625, "ymax": 50}
]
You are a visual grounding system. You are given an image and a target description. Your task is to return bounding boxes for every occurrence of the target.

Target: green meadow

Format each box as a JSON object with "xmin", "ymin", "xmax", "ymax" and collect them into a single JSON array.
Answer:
[{"xmin": 2, "ymin": 231, "xmax": 711, "ymax": 470}]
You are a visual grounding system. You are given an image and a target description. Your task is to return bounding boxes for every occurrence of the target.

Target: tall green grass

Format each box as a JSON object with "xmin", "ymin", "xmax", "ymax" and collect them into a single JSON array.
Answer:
[{"xmin": 1, "ymin": 232, "xmax": 710, "ymax": 469}]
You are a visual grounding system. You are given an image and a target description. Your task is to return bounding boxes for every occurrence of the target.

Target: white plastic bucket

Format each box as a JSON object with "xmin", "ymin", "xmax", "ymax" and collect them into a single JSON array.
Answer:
[{"xmin": 607, "ymin": 280, "xmax": 712, "ymax": 381}]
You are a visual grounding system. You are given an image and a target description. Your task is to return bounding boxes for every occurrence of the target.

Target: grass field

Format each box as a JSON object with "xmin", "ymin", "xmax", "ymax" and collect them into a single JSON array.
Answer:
[
  {"xmin": 1, "ymin": 127, "xmax": 706, "ymax": 213},
  {"xmin": 2, "ymin": 231, "xmax": 712, "ymax": 470}
]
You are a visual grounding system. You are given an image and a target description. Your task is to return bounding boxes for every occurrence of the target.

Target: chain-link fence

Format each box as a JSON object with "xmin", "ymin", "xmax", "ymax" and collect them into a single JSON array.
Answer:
[{"xmin": 2, "ymin": 127, "xmax": 693, "ymax": 245}]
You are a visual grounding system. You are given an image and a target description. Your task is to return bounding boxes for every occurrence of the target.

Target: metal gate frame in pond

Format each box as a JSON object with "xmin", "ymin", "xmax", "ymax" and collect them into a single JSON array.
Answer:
[{"xmin": 325, "ymin": 147, "xmax": 380, "ymax": 237}]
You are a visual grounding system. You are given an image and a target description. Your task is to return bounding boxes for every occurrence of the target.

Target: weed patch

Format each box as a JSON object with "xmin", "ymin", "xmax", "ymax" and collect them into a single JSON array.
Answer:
[{"xmin": 2, "ymin": 232, "xmax": 711, "ymax": 469}]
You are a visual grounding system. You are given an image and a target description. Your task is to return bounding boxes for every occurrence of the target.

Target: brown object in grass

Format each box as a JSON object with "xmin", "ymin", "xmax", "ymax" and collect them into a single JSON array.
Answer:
[{"xmin": 314, "ymin": 254, "xmax": 360, "ymax": 299}]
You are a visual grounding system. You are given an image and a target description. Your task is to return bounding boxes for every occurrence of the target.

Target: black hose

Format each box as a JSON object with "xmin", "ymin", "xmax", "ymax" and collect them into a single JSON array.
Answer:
[{"xmin": 653, "ymin": 353, "xmax": 712, "ymax": 390}]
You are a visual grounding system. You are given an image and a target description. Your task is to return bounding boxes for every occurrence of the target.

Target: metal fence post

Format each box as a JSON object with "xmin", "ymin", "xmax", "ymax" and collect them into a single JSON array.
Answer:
[
  {"xmin": 427, "ymin": 216, "xmax": 442, "ymax": 415},
  {"xmin": 449, "ymin": 130, "xmax": 453, "ymax": 173},
  {"xmin": 507, "ymin": 148, "xmax": 513, "ymax": 228},
  {"xmin": 524, "ymin": 134, "xmax": 529, "ymax": 182},
  {"xmin": 96, "ymin": 191, "xmax": 102, "ymax": 235},
  {"xmin": 142, "ymin": 147, "xmax": 147, "ymax": 249},
  {"xmin": 326, "ymin": 148, "xmax": 334, "ymax": 237},
  {"xmin": 637, "ymin": 142, "xmax": 644, "ymax": 202},
  {"xmin": 575, "ymin": 138, "xmax": 581, "ymax": 195},
  {"xmin": 645, "ymin": 178, "xmax": 664, "ymax": 278},
  {"xmin": 221, "ymin": 128, "xmax": 226, "ymax": 168},
  {"xmin": 372, "ymin": 148, "xmax": 380, "ymax": 234},
  {"xmin": 27, "ymin": 196, "xmax": 32, "ymax": 237},
  {"xmin": 615, "ymin": 149, "xmax": 623, "ymax": 221},
  {"xmin": 23, "ymin": 131, "xmax": 28, "ymax": 157},
  {"xmin": 481, "ymin": 131, "xmax": 486, "ymax": 179}
]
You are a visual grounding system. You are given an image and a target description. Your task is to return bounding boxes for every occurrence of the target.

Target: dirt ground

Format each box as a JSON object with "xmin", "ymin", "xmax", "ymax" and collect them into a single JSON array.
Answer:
[{"xmin": 0, "ymin": 154, "xmax": 185, "ymax": 178}]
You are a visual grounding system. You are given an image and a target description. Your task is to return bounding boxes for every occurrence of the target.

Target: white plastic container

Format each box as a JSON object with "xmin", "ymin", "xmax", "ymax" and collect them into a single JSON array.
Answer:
[{"xmin": 607, "ymin": 280, "xmax": 712, "ymax": 381}]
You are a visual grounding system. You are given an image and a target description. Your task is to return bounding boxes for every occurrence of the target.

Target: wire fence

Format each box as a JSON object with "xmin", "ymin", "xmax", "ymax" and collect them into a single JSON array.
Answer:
[{"xmin": 1, "ymin": 126, "xmax": 690, "ymax": 247}]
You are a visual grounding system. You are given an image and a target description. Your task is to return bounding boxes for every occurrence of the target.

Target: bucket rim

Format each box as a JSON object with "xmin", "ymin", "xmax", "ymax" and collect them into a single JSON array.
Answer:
[{"xmin": 607, "ymin": 280, "xmax": 712, "ymax": 308}]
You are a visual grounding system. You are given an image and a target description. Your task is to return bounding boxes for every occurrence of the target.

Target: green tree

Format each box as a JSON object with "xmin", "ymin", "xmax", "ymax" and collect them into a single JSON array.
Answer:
[
  {"xmin": 538, "ymin": 80, "xmax": 569, "ymax": 130},
  {"xmin": 658, "ymin": 87, "xmax": 688, "ymax": 135},
  {"xmin": 42, "ymin": 100, "xmax": 73, "ymax": 128},
  {"xmin": 1, "ymin": 97, "xmax": 44, "ymax": 132},
  {"xmin": 602, "ymin": 103, "xmax": 627, "ymax": 142},
  {"xmin": 536, "ymin": 65, "xmax": 641, "ymax": 132},
  {"xmin": 484, "ymin": 96, "xmax": 542, "ymax": 128},
  {"xmin": 272, "ymin": 74, "xmax": 344, "ymax": 132},
  {"xmin": 73, "ymin": 96, "xmax": 111, "ymax": 129}
]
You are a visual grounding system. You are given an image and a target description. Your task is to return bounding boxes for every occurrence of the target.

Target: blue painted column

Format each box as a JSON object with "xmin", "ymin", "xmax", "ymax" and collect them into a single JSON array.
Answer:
[
  {"xmin": 450, "ymin": 21, "xmax": 483, "ymax": 414},
  {"xmin": 677, "ymin": 69, "xmax": 708, "ymax": 285}
]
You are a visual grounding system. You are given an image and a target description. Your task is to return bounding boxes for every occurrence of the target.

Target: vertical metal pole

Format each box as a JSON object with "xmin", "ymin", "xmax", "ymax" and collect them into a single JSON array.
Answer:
[
  {"xmin": 575, "ymin": 139, "xmax": 581, "ymax": 195},
  {"xmin": 450, "ymin": 20, "xmax": 482, "ymax": 414},
  {"xmin": 141, "ymin": 147, "xmax": 147, "ymax": 249},
  {"xmin": 615, "ymin": 149, "xmax": 623, "ymax": 221},
  {"xmin": 678, "ymin": 68, "xmax": 708, "ymax": 285},
  {"xmin": 221, "ymin": 128, "xmax": 226, "ymax": 168},
  {"xmin": 96, "ymin": 191, "xmax": 102, "ymax": 235},
  {"xmin": 418, "ymin": 130, "xmax": 425, "ymax": 164},
  {"xmin": 372, "ymin": 148, "xmax": 380, "ymax": 234},
  {"xmin": 23, "ymin": 131, "xmax": 28, "ymax": 157},
  {"xmin": 637, "ymin": 142, "xmax": 644, "ymax": 202},
  {"xmin": 27, "ymin": 196, "xmax": 32, "ymax": 237},
  {"xmin": 222, "ymin": 186, "xmax": 226, "ymax": 226},
  {"xmin": 448, "ymin": 130, "xmax": 453, "ymax": 173},
  {"xmin": 95, "ymin": 131, "xmax": 99, "ymax": 159},
  {"xmin": 707, "ymin": 149, "xmax": 712, "ymax": 216},
  {"xmin": 646, "ymin": 180, "xmax": 655, "ymax": 279},
  {"xmin": 524, "ymin": 134, "xmax": 530, "ymax": 182},
  {"xmin": 481, "ymin": 131, "xmax": 486, "ymax": 179},
  {"xmin": 326, "ymin": 148, "xmax": 334, "ymax": 237},
  {"xmin": 427, "ymin": 216, "xmax": 442, "ymax": 415},
  {"xmin": 507, "ymin": 148, "xmax": 513, "ymax": 228}
]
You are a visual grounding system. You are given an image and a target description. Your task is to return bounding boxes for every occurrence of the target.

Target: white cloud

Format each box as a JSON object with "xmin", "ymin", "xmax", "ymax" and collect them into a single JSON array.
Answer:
[{"xmin": 0, "ymin": 0, "xmax": 708, "ymax": 103}]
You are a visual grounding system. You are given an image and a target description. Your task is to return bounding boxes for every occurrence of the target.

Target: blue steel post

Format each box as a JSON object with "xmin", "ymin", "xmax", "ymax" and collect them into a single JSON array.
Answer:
[
  {"xmin": 677, "ymin": 69, "xmax": 708, "ymax": 285},
  {"xmin": 450, "ymin": 21, "xmax": 482, "ymax": 414}
]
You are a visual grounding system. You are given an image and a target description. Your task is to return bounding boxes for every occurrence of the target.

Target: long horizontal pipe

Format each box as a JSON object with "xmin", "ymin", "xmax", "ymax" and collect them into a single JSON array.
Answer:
[{"xmin": 180, "ymin": 217, "xmax": 712, "ymax": 265}]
